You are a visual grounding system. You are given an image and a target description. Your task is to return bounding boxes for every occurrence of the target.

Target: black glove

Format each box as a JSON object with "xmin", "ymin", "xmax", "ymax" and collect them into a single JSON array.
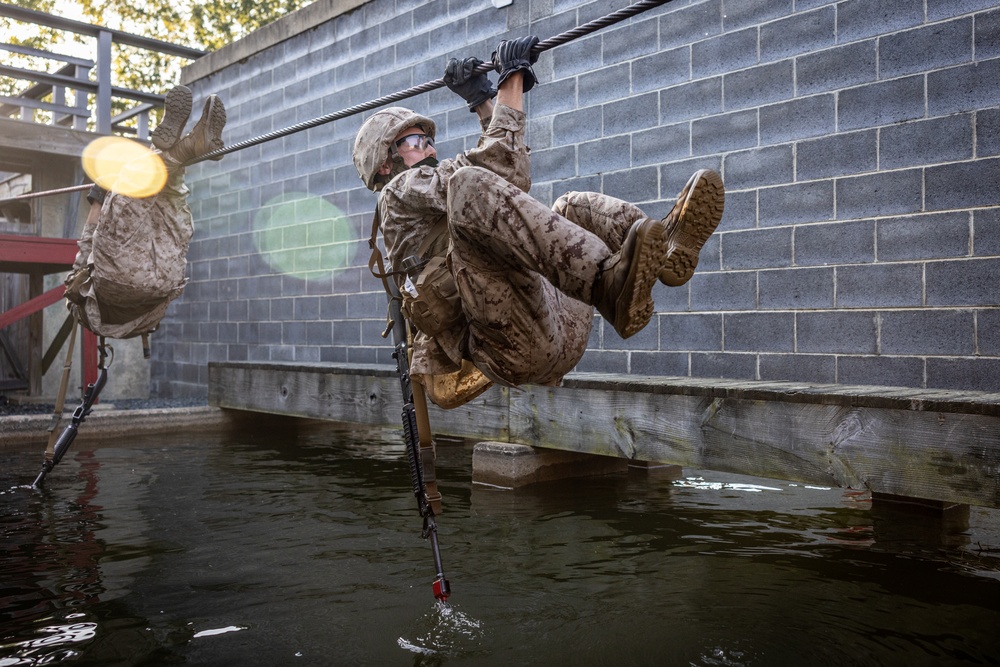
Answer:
[
  {"xmin": 444, "ymin": 57, "xmax": 497, "ymax": 112},
  {"xmin": 491, "ymin": 36, "xmax": 540, "ymax": 93}
]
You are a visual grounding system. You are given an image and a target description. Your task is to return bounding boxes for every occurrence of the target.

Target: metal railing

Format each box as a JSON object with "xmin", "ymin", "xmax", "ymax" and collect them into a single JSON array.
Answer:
[{"xmin": 0, "ymin": 3, "xmax": 207, "ymax": 138}]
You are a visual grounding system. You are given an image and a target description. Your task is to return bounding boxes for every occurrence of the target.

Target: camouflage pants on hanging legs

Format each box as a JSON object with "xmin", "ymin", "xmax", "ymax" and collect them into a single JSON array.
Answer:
[{"xmin": 446, "ymin": 166, "xmax": 650, "ymax": 387}]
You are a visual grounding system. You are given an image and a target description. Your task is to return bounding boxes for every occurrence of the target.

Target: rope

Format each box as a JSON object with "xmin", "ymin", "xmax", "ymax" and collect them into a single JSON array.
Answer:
[{"xmin": 3, "ymin": 0, "xmax": 674, "ymax": 201}]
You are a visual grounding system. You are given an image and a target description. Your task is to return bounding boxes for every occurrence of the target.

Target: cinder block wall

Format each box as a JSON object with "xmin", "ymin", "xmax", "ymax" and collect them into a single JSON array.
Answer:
[{"xmin": 162, "ymin": 0, "xmax": 1000, "ymax": 398}]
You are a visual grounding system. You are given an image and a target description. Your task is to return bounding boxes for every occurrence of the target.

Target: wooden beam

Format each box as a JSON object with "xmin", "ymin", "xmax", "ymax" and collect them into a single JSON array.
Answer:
[
  {"xmin": 208, "ymin": 361, "xmax": 1000, "ymax": 509},
  {"xmin": 0, "ymin": 284, "xmax": 65, "ymax": 330},
  {"xmin": 0, "ymin": 233, "xmax": 78, "ymax": 274}
]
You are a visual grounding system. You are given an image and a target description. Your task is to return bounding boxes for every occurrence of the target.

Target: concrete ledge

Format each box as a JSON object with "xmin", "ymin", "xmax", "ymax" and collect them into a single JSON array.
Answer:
[{"xmin": 472, "ymin": 441, "xmax": 629, "ymax": 489}]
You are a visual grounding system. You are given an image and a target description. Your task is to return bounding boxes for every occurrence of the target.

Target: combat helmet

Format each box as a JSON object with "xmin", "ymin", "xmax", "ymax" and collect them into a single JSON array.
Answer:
[{"xmin": 353, "ymin": 107, "xmax": 437, "ymax": 191}]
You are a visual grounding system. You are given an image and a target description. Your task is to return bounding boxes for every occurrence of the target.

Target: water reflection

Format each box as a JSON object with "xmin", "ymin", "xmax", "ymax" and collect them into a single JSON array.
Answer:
[{"xmin": 1, "ymin": 423, "xmax": 999, "ymax": 666}]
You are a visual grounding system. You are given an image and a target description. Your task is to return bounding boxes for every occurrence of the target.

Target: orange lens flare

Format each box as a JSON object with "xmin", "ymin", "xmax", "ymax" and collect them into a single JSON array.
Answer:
[{"xmin": 81, "ymin": 137, "xmax": 167, "ymax": 198}]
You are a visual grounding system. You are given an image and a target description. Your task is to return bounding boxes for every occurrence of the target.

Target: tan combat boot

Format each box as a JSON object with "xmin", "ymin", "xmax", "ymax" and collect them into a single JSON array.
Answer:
[
  {"xmin": 592, "ymin": 216, "xmax": 669, "ymax": 339},
  {"xmin": 150, "ymin": 85, "xmax": 192, "ymax": 151},
  {"xmin": 164, "ymin": 95, "xmax": 227, "ymax": 166},
  {"xmin": 659, "ymin": 169, "xmax": 725, "ymax": 287}
]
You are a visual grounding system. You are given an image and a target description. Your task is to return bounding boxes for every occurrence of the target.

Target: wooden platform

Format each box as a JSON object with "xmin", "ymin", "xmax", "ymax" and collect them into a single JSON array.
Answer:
[{"xmin": 208, "ymin": 361, "xmax": 1000, "ymax": 509}]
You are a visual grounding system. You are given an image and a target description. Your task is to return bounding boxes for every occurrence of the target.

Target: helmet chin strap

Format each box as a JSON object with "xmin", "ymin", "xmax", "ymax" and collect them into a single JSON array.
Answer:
[
  {"xmin": 376, "ymin": 154, "xmax": 440, "ymax": 190},
  {"xmin": 412, "ymin": 156, "xmax": 439, "ymax": 168}
]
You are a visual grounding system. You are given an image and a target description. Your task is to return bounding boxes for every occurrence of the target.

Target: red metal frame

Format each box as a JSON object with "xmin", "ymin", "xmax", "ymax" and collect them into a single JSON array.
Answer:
[{"xmin": 0, "ymin": 233, "xmax": 97, "ymax": 395}]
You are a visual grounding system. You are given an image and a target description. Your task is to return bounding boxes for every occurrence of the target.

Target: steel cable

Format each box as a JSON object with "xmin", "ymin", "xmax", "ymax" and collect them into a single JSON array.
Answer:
[
  {"xmin": 3, "ymin": 0, "xmax": 674, "ymax": 202},
  {"xmin": 187, "ymin": 0, "xmax": 673, "ymax": 164}
]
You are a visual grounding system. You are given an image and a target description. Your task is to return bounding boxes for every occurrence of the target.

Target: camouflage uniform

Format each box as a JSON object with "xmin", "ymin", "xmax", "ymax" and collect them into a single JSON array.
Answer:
[
  {"xmin": 67, "ymin": 166, "xmax": 193, "ymax": 339},
  {"xmin": 380, "ymin": 104, "xmax": 654, "ymax": 388}
]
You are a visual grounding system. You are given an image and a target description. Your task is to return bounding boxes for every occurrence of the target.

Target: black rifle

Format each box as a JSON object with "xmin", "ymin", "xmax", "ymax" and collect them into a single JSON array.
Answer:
[
  {"xmin": 387, "ymin": 287, "xmax": 451, "ymax": 602},
  {"xmin": 32, "ymin": 341, "xmax": 110, "ymax": 488}
]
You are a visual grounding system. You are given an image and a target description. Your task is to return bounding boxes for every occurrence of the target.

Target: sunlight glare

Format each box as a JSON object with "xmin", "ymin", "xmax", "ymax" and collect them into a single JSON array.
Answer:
[{"xmin": 81, "ymin": 136, "xmax": 167, "ymax": 198}]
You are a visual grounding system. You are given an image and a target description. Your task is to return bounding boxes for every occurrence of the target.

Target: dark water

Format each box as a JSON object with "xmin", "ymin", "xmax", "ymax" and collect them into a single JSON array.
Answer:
[{"xmin": 2, "ymin": 423, "xmax": 1000, "ymax": 667}]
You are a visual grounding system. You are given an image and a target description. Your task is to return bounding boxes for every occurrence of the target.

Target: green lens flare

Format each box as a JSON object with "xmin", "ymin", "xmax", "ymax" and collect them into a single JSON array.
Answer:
[{"xmin": 253, "ymin": 192, "xmax": 355, "ymax": 280}]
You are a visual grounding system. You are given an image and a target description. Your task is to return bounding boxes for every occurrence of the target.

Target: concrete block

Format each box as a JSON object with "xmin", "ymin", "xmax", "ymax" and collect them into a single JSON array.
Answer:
[
  {"xmin": 758, "ymin": 266, "xmax": 835, "ymax": 309},
  {"xmin": 880, "ymin": 114, "xmax": 974, "ymax": 170},
  {"xmin": 578, "ymin": 63, "xmax": 630, "ymax": 106},
  {"xmin": 836, "ymin": 263, "xmax": 923, "ymax": 308},
  {"xmin": 692, "ymin": 109, "xmax": 757, "ymax": 155},
  {"xmin": 928, "ymin": 0, "xmax": 997, "ymax": 20},
  {"xmin": 839, "ymin": 75, "xmax": 926, "ymax": 131},
  {"xmin": 759, "ymin": 181, "xmax": 836, "ymax": 227},
  {"xmin": 881, "ymin": 310, "xmax": 975, "ymax": 356},
  {"xmin": 659, "ymin": 0, "xmax": 722, "ymax": 49},
  {"xmin": 689, "ymin": 270, "xmax": 757, "ymax": 311},
  {"xmin": 659, "ymin": 313, "xmax": 723, "ymax": 351},
  {"xmin": 760, "ymin": 6, "xmax": 835, "ymax": 62},
  {"xmin": 604, "ymin": 92, "xmax": 659, "ymax": 137},
  {"xmin": 628, "ymin": 351, "xmax": 690, "ymax": 376},
  {"xmin": 978, "ymin": 109, "xmax": 1000, "ymax": 158},
  {"xmin": 602, "ymin": 166, "xmax": 658, "ymax": 205},
  {"xmin": 691, "ymin": 27, "xmax": 758, "ymax": 78},
  {"xmin": 532, "ymin": 76, "xmax": 578, "ymax": 118},
  {"xmin": 928, "ymin": 58, "xmax": 1000, "ymax": 116},
  {"xmin": 926, "ymin": 258, "xmax": 1000, "ymax": 306},
  {"xmin": 602, "ymin": 16, "xmax": 658, "ymax": 65},
  {"xmin": 927, "ymin": 357, "xmax": 1000, "ymax": 392},
  {"xmin": 837, "ymin": 355, "xmax": 925, "ymax": 389},
  {"xmin": 569, "ymin": 348, "xmax": 627, "ymax": 374},
  {"xmin": 720, "ymin": 189, "xmax": 757, "ymax": 231},
  {"xmin": 531, "ymin": 145, "xmax": 577, "ymax": 181},
  {"xmin": 725, "ymin": 312, "xmax": 795, "ymax": 352},
  {"xmin": 974, "ymin": 208, "xmax": 1000, "ymax": 256},
  {"xmin": 660, "ymin": 77, "xmax": 723, "ymax": 125},
  {"xmin": 794, "ymin": 219, "xmax": 874, "ymax": 265},
  {"xmin": 723, "ymin": 60, "xmax": 795, "ymax": 112},
  {"xmin": 722, "ymin": 0, "xmax": 790, "ymax": 31},
  {"xmin": 795, "ymin": 40, "xmax": 876, "ymax": 96},
  {"xmin": 836, "ymin": 0, "xmax": 925, "ymax": 43},
  {"xmin": 759, "ymin": 353, "xmax": 836, "ymax": 384},
  {"xmin": 690, "ymin": 351, "xmax": 757, "ymax": 379},
  {"xmin": 579, "ymin": 135, "xmax": 630, "ymax": 175},
  {"xmin": 721, "ymin": 227, "xmax": 793, "ymax": 270},
  {"xmin": 722, "ymin": 145, "xmax": 794, "ymax": 189},
  {"xmin": 881, "ymin": 18, "xmax": 973, "ymax": 79},
  {"xmin": 977, "ymin": 310, "xmax": 1000, "ymax": 356},
  {"xmin": 877, "ymin": 212, "xmax": 971, "ymax": 261},
  {"xmin": 632, "ymin": 122, "xmax": 690, "ymax": 167},
  {"xmin": 975, "ymin": 8, "xmax": 1000, "ymax": 60},
  {"xmin": 797, "ymin": 311, "xmax": 878, "ymax": 354},
  {"xmin": 630, "ymin": 47, "xmax": 691, "ymax": 93},
  {"xmin": 759, "ymin": 94, "xmax": 835, "ymax": 145},
  {"xmin": 552, "ymin": 32, "xmax": 601, "ymax": 79},
  {"xmin": 553, "ymin": 105, "xmax": 602, "ymax": 146},
  {"xmin": 836, "ymin": 169, "xmax": 923, "ymax": 220},
  {"xmin": 926, "ymin": 158, "xmax": 1000, "ymax": 211}
]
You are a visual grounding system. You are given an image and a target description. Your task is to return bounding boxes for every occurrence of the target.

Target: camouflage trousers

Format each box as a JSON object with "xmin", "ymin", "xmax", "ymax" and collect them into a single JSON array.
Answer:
[
  {"xmin": 447, "ymin": 166, "xmax": 649, "ymax": 386},
  {"xmin": 67, "ymin": 167, "xmax": 193, "ymax": 339}
]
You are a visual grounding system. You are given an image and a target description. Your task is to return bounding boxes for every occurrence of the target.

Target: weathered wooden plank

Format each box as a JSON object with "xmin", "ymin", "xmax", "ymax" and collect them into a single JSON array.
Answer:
[
  {"xmin": 207, "ymin": 362, "xmax": 509, "ymax": 441},
  {"xmin": 208, "ymin": 362, "xmax": 1000, "ymax": 508}
]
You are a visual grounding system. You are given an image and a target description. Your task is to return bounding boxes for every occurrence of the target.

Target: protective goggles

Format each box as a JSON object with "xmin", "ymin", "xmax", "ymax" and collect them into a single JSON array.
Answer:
[{"xmin": 392, "ymin": 133, "xmax": 434, "ymax": 154}]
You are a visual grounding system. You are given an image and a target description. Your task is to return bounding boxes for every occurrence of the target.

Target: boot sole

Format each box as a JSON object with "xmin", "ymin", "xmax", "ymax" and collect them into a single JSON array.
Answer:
[
  {"xmin": 659, "ymin": 169, "xmax": 725, "ymax": 286},
  {"xmin": 614, "ymin": 218, "xmax": 669, "ymax": 339},
  {"xmin": 203, "ymin": 96, "xmax": 227, "ymax": 161},
  {"xmin": 151, "ymin": 86, "xmax": 192, "ymax": 151}
]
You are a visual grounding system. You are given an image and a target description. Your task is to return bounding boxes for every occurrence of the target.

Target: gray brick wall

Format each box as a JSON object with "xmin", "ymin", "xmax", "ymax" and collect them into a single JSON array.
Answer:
[{"xmin": 159, "ymin": 0, "xmax": 1000, "ymax": 397}]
